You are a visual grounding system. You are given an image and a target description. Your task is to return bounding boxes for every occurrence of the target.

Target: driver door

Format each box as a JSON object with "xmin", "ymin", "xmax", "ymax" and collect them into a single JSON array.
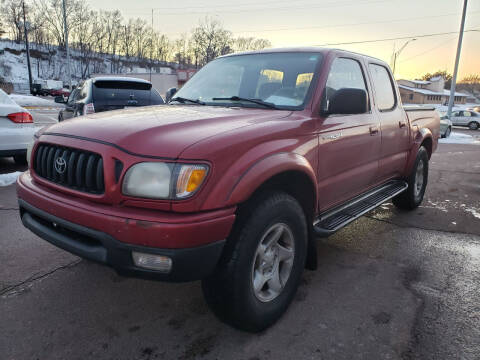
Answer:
[
  {"xmin": 317, "ymin": 57, "xmax": 381, "ymax": 211},
  {"xmin": 62, "ymin": 89, "xmax": 79, "ymax": 120}
]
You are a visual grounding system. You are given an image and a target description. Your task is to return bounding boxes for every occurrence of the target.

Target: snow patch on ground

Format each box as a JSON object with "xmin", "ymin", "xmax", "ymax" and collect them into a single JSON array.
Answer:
[
  {"xmin": 439, "ymin": 132, "xmax": 480, "ymax": 145},
  {"xmin": 421, "ymin": 200, "xmax": 480, "ymax": 220},
  {"xmin": 9, "ymin": 94, "xmax": 56, "ymax": 108},
  {"xmin": 0, "ymin": 172, "xmax": 23, "ymax": 187},
  {"xmin": 462, "ymin": 206, "xmax": 480, "ymax": 220}
]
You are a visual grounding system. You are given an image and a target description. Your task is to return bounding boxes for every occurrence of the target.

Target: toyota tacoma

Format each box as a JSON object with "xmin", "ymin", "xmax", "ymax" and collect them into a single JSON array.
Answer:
[{"xmin": 17, "ymin": 48, "xmax": 439, "ymax": 332}]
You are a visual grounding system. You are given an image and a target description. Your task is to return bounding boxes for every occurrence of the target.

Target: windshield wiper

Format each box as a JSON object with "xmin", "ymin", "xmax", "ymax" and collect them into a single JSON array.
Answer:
[
  {"xmin": 170, "ymin": 96, "xmax": 205, "ymax": 105},
  {"xmin": 211, "ymin": 96, "xmax": 279, "ymax": 109}
]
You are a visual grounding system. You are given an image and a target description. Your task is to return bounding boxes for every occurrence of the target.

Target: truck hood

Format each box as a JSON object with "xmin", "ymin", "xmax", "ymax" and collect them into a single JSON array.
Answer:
[{"xmin": 44, "ymin": 105, "xmax": 291, "ymax": 158}]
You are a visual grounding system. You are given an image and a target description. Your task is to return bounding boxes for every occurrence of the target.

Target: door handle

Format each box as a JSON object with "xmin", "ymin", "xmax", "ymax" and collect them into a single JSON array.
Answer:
[
  {"xmin": 369, "ymin": 126, "xmax": 379, "ymax": 135},
  {"xmin": 399, "ymin": 121, "xmax": 407, "ymax": 128}
]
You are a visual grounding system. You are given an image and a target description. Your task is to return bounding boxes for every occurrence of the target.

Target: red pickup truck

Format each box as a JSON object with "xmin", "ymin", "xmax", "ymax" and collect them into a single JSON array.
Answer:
[{"xmin": 17, "ymin": 48, "xmax": 439, "ymax": 332}]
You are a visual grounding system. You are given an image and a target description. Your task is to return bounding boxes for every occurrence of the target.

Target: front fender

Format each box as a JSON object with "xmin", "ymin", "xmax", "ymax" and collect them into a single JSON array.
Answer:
[{"xmin": 203, "ymin": 152, "xmax": 318, "ymax": 210}]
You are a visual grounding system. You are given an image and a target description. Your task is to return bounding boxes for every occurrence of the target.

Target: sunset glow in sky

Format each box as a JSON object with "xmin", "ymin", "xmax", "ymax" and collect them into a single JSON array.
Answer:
[{"xmin": 86, "ymin": 0, "xmax": 480, "ymax": 80}]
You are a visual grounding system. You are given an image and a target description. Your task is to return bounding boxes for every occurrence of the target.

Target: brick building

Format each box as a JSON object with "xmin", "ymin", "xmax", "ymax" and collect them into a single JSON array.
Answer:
[{"xmin": 397, "ymin": 76, "xmax": 467, "ymax": 105}]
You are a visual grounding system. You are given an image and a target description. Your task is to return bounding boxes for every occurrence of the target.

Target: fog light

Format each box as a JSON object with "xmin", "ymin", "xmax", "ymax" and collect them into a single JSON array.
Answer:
[{"xmin": 132, "ymin": 252, "xmax": 172, "ymax": 273}]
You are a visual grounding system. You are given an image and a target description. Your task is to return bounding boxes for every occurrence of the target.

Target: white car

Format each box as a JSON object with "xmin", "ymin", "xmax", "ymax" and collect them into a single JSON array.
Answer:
[
  {"xmin": 0, "ymin": 90, "xmax": 37, "ymax": 164},
  {"xmin": 450, "ymin": 110, "xmax": 480, "ymax": 130}
]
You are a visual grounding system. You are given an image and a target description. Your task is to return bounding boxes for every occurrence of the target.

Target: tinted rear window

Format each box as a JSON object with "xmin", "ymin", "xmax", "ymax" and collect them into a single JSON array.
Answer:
[
  {"xmin": 94, "ymin": 80, "xmax": 151, "ymax": 90},
  {"xmin": 92, "ymin": 81, "xmax": 164, "ymax": 105}
]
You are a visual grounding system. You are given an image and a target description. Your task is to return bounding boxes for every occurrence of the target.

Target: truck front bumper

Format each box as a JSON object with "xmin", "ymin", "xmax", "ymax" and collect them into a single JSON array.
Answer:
[{"xmin": 17, "ymin": 172, "xmax": 235, "ymax": 282}]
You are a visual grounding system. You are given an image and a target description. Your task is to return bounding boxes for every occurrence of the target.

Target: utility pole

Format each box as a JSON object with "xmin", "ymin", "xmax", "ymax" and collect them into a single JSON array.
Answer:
[
  {"xmin": 22, "ymin": 1, "xmax": 33, "ymax": 94},
  {"xmin": 447, "ymin": 0, "xmax": 468, "ymax": 117},
  {"xmin": 62, "ymin": 0, "xmax": 72, "ymax": 91}
]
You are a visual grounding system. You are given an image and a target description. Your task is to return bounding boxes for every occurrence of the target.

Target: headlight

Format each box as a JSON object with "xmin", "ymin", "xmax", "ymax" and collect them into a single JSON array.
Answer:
[{"xmin": 122, "ymin": 162, "xmax": 208, "ymax": 200}]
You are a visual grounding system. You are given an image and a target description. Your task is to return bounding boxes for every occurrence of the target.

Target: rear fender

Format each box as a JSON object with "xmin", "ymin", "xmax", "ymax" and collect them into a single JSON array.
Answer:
[{"xmin": 404, "ymin": 127, "xmax": 432, "ymax": 176}]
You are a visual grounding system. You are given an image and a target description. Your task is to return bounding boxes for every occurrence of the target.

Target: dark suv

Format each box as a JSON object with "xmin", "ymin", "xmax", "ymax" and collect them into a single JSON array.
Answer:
[{"xmin": 55, "ymin": 77, "xmax": 164, "ymax": 117}]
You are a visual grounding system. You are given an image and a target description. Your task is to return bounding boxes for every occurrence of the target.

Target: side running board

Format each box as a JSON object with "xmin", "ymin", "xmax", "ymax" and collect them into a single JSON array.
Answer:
[{"xmin": 313, "ymin": 180, "xmax": 408, "ymax": 237}]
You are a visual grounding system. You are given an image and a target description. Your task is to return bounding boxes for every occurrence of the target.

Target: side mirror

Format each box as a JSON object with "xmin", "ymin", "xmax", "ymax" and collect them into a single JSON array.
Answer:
[
  {"xmin": 54, "ymin": 96, "xmax": 66, "ymax": 104},
  {"xmin": 322, "ymin": 88, "xmax": 368, "ymax": 115},
  {"xmin": 165, "ymin": 87, "xmax": 177, "ymax": 103}
]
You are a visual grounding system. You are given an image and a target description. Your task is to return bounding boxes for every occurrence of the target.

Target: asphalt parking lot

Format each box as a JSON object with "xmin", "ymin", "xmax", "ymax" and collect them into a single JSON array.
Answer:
[{"xmin": 0, "ymin": 127, "xmax": 479, "ymax": 359}]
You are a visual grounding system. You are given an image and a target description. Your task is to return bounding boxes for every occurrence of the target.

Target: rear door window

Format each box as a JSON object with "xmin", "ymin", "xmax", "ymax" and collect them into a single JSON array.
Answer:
[{"xmin": 368, "ymin": 64, "xmax": 396, "ymax": 111}]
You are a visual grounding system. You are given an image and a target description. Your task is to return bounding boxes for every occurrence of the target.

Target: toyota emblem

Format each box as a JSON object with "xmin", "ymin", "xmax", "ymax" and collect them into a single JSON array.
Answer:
[{"xmin": 54, "ymin": 157, "xmax": 67, "ymax": 174}]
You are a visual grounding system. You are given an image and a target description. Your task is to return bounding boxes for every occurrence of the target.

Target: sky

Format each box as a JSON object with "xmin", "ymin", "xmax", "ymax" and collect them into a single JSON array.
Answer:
[{"xmin": 85, "ymin": 0, "xmax": 480, "ymax": 80}]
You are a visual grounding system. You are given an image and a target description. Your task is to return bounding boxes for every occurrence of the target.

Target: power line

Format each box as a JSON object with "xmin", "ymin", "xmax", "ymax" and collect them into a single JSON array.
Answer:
[
  {"xmin": 144, "ymin": 0, "xmax": 355, "ymax": 11},
  {"xmin": 315, "ymin": 28, "xmax": 480, "ymax": 46},
  {"xmin": 232, "ymin": 10, "xmax": 480, "ymax": 34},
  {"xmin": 130, "ymin": 0, "xmax": 394, "ymax": 16}
]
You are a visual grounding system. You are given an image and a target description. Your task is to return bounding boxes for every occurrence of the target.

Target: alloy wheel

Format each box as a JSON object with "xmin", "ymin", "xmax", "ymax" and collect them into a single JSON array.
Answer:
[{"xmin": 251, "ymin": 223, "xmax": 295, "ymax": 302}]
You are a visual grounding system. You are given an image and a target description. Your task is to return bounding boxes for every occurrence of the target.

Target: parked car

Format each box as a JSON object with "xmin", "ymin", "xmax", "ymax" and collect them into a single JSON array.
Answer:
[
  {"xmin": 57, "ymin": 88, "xmax": 80, "ymax": 121},
  {"xmin": 450, "ymin": 110, "xmax": 480, "ymax": 130},
  {"xmin": 439, "ymin": 112, "xmax": 452, "ymax": 138},
  {"xmin": 50, "ymin": 88, "xmax": 71, "ymax": 98},
  {"xmin": 54, "ymin": 77, "xmax": 164, "ymax": 116},
  {"xmin": 18, "ymin": 48, "xmax": 439, "ymax": 332},
  {"xmin": 0, "ymin": 89, "xmax": 36, "ymax": 164}
]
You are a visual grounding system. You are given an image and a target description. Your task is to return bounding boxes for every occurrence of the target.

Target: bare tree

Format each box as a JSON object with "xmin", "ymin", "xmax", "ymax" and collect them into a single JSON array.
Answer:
[
  {"xmin": 0, "ymin": 1, "xmax": 274, "ymax": 80},
  {"xmin": 234, "ymin": 37, "xmax": 271, "ymax": 52},
  {"xmin": 191, "ymin": 17, "xmax": 233, "ymax": 67},
  {"xmin": 153, "ymin": 33, "xmax": 172, "ymax": 63},
  {"xmin": 0, "ymin": 0, "xmax": 24, "ymax": 42},
  {"xmin": 173, "ymin": 33, "xmax": 191, "ymax": 66},
  {"xmin": 459, "ymin": 74, "xmax": 480, "ymax": 96},
  {"xmin": 120, "ymin": 18, "xmax": 134, "ymax": 59},
  {"xmin": 104, "ymin": 10, "xmax": 122, "ymax": 73},
  {"xmin": 35, "ymin": 0, "xmax": 80, "ymax": 48}
]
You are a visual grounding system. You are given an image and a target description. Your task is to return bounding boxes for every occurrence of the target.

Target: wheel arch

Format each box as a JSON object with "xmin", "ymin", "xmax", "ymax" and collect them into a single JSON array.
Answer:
[
  {"xmin": 225, "ymin": 152, "xmax": 318, "ymax": 214},
  {"xmin": 223, "ymin": 152, "xmax": 319, "ymax": 271},
  {"xmin": 404, "ymin": 128, "xmax": 433, "ymax": 176}
]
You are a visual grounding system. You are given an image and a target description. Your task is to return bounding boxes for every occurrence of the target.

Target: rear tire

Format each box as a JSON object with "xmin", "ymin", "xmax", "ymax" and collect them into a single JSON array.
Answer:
[
  {"xmin": 202, "ymin": 192, "xmax": 307, "ymax": 332},
  {"xmin": 468, "ymin": 122, "xmax": 479, "ymax": 130},
  {"xmin": 13, "ymin": 154, "xmax": 27, "ymax": 165},
  {"xmin": 393, "ymin": 146, "xmax": 428, "ymax": 210}
]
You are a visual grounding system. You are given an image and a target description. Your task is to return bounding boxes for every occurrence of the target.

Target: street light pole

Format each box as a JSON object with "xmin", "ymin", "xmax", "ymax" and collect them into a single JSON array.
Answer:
[
  {"xmin": 62, "ymin": 0, "xmax": 72, "ymax": 91},
  {"xmin": 22, "ymin": 1, "xmax": 33, "ymax": 94},
  {"xmin": 447, "ymin": 0, "xmax": 468, "ymax": 118},
  {"xmin": 392, "ymin": 38, "xmax": 416, "ymax": 76},
  {"xmin": 150, "ymin": 8, "xmax": 153, "ymax": 82}
]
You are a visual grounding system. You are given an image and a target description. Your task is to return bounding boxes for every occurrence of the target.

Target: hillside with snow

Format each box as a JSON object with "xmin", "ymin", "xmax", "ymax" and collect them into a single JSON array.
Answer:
[{"xmin": 0, "ymin": 39, "xmax": 177, "ymax": 93}]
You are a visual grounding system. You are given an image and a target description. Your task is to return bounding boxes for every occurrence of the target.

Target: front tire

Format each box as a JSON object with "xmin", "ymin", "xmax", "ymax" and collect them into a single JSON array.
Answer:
[
  {"xmin": 393, "ymin": 146, "xmax": 429, "ymax": 210},
  {"xmin": 202, "ymin": 192, "xmax": 307, "ymax": 332}
]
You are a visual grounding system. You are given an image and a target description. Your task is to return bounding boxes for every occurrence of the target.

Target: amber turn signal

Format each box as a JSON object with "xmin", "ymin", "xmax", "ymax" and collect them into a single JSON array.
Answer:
[{"xmin": 176, "ymin": 165, "xmax": 208, "ymax": 198}]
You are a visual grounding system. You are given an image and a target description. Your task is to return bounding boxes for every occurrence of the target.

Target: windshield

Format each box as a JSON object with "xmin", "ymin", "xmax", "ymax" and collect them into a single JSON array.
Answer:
[{"xmin": 173, "ymin": 52, "xmax": 323, "ymax": 110}]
